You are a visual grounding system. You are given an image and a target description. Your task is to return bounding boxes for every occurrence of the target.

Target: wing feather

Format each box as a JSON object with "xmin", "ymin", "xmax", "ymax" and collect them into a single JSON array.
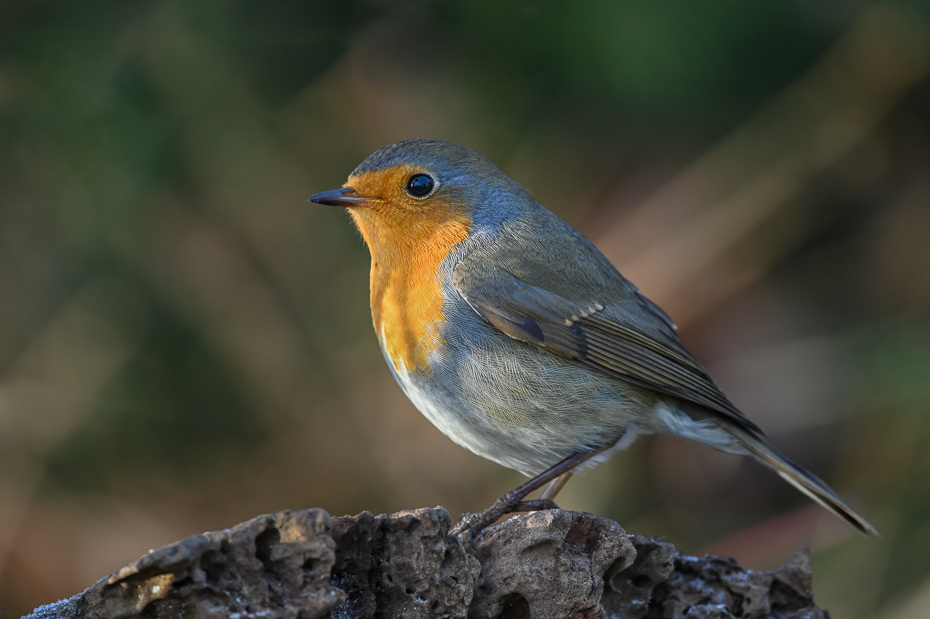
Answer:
[{"xmin": 453, "ymin": 259, "xmax": 762, "ymax": 434}]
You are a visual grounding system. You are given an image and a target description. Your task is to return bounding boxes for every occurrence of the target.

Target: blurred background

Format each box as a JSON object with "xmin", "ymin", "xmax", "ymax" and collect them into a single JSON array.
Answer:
[{"xmin": 1, "ymin": 0, "xmax": 929, "ymax": 616}]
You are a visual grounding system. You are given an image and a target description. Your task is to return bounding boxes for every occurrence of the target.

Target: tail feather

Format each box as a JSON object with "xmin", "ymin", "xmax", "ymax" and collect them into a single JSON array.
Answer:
[{"xmin": 735, "ymin": 430, "xmax": 879, "ymax": 537}]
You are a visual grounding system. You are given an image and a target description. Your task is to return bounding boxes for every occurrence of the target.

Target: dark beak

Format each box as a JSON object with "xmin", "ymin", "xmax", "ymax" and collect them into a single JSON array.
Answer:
[{"xmin": 308, "ymin": 187, "xmax": 373, "ymax": 207}]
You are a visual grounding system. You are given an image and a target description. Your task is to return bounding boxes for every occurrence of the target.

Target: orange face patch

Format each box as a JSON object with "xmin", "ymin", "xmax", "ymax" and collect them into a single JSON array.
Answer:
[{"xmin": 345, "ymin": 165, "xmax": 471, "ymax": 375}]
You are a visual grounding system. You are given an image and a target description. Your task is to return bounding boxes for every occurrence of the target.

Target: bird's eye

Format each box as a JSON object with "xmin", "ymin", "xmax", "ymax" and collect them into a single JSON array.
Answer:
[{"xmin": 406, "ymin": 174, "xmax": 435, "ymax": 197}]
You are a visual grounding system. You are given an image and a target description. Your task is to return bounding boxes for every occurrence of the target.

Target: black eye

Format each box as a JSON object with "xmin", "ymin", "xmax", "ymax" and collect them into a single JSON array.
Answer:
[{"xmin": 406, "ymin": 174, "xmax": 434, "ymax": 197}]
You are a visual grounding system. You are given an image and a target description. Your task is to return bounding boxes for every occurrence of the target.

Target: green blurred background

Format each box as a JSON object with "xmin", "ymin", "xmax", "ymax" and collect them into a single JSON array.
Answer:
[{"xmin": 1, "ymin": 1, "xmax": 929, "ymax": 616}]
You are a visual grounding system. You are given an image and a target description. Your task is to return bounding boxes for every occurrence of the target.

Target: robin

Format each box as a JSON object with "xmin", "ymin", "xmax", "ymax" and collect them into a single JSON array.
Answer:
[{"xmin": 310, "ymin": 139, "xmax": 877, "ymax": 538}]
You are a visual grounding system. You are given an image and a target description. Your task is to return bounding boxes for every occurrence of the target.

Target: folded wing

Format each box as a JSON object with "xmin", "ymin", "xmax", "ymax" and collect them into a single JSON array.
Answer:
[{"xmin": 453, "ymin": 259, "xmax": 762, "ymax": 435}]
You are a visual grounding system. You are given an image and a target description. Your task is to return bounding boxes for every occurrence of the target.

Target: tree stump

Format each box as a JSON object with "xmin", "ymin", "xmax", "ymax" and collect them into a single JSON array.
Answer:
[{"xmin": 25, "ymin": 507, "xmax": 826, "ymax": 619}]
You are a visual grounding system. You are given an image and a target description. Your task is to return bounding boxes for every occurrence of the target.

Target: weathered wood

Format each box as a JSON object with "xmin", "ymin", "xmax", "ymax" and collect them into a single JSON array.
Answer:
[{"xmin": 25, "ymin": 507, "xmax": 826, "ymax": 619}]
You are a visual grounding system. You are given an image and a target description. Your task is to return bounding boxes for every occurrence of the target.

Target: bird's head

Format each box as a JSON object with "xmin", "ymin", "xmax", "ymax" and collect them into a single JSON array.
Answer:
[{"xmin": 310, "ymin": 139, "xmax": 525, "ymax": 259}]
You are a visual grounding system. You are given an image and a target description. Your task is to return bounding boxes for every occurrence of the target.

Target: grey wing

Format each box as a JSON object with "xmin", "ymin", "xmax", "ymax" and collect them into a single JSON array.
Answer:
[{"xmin": 452, "ymin": 259, "xmax": 762, "ymax": 435}]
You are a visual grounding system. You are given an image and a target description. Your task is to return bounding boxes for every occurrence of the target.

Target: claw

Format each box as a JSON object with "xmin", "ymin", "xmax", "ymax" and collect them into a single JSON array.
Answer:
[
  {"xmin": 518, "ymin": 499, "xmax": 560, "ymax": 511},
  {"xmin": 450, "ymin": 498, "xmax": 563, "ymax": 543},
  {"xmin": 449, "ymin": 447, "xmax": 609, "ymax": 543}
]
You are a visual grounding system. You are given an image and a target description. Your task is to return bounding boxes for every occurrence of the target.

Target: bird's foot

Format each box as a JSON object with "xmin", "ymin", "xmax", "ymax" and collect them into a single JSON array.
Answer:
[
  {"xmin": 450, "ymin": 449, "xmax": 603, "ymax": 547},
  {"xmin": 451, "ymin": 496, "xmax": 560, "ymax": 547}
]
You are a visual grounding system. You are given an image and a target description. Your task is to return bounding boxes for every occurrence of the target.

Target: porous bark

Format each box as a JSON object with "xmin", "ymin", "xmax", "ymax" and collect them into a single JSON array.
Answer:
[{"xmin": 25, "ymin": 507, "xmax": 827, "ymax": 619}]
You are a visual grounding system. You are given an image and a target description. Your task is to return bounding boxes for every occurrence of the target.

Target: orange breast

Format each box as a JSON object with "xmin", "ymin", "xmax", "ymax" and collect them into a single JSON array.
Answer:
[{"xmin": 347, "ymin": 167, "xmax": 472, "ymax": 375}]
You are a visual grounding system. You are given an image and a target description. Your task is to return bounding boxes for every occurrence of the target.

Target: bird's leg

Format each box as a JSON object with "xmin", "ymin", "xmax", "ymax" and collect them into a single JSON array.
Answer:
[
  {"xmin": 541, "ymin": 471, "xmax": 573, "ymax": 501},
  {"xmin": 451, "ymin": 446, "xmax": 607, "ymax": 539}
]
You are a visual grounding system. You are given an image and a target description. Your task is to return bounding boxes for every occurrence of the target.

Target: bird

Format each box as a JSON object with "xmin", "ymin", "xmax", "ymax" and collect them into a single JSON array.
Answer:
[{"xmin": 310, "ymin": 138, "xmax": 878, "ymax": 538}]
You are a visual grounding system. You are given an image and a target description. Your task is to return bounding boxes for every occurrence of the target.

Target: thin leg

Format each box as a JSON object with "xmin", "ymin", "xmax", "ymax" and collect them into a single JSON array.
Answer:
[
  {"xmin": 541, "ymin": 471, "xmax": 573, "ymax": 501},
  {"xmin": 451, "ymin": 445, "xmax": 609, "ymax": 539}
]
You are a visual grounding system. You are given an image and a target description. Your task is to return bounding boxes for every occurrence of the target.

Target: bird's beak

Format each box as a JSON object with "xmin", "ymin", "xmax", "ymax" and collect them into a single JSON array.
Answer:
[{"xmin": 308, "ymin": 187, "xmax": 374, "ymax": 208}]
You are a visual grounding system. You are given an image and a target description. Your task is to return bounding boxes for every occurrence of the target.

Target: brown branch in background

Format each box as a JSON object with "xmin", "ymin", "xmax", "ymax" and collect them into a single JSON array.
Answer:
[
  {"xmin": 0, "ymin": 280, "xmax": 146, "ymax": 579},
  {"xmin": 594, "ymin": 6, "xmax": 929, "ymax": 326}
]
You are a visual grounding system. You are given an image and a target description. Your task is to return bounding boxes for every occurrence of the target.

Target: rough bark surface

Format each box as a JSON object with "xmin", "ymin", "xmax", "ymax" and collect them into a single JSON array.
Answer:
[{"xmin": 26, "ymin": 507, "xmax": 828, "ymax": 619}]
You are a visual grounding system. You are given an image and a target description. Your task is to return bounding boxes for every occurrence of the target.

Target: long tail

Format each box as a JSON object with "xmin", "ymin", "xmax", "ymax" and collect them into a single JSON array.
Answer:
[{"xmin": 734, "ymin": 429, "xmax": 879, "ymax": 536}]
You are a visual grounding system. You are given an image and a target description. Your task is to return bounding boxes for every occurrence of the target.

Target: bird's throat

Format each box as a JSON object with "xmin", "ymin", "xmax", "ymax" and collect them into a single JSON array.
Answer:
[{"xmin": 351, "ymin": 209, "xmax": 471, "ymax": 375}]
